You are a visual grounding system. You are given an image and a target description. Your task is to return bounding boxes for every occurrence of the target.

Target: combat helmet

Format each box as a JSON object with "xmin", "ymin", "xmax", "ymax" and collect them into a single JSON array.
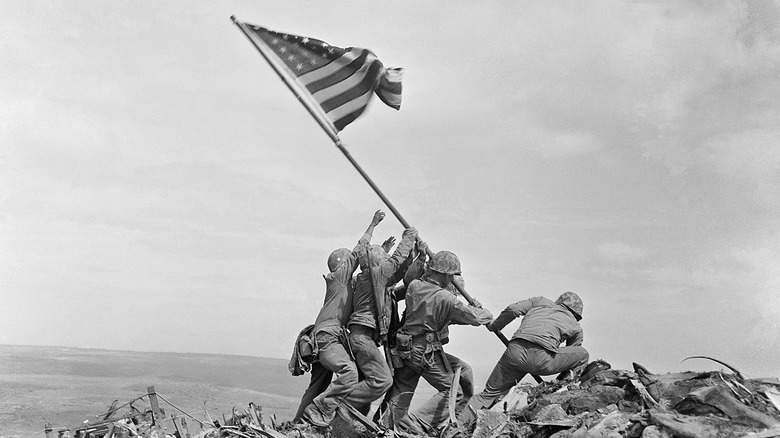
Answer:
[
  {"xmin": 327, "ymin": 248, "xmax": 352, "ymax": 272},
  {"xmin": 358, "ymin": 244, "xmax": 390, "ymax": 270},
  {"xmin": 428, "ymin": 251, "xmax": 461, "ymax": 275},
  {"xmin": 556, "ymin": 291, "xmax": 583, "ymax": 321}
]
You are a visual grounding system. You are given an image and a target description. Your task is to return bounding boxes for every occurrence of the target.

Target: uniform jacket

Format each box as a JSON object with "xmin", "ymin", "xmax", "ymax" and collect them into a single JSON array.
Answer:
[
  {"xmin": 401, "ymin": 278, "xmax": 493, "ymax": 337},
  {"xmin": 313, "ymin": 232, "xmax": 371, "ymax": 334},
  {"xmin": 348, "ymin": 232, "xmax": 416, "ymax": 333},
  {"xmin": 491, "ymin": 296, "xmax": 583, "ymax": 353}
]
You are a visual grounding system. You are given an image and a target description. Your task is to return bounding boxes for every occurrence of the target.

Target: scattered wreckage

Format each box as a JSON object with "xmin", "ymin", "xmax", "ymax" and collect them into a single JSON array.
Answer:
[{"xmin": 46, "ymin": 358, "xmax": 780, "ymax": 438}]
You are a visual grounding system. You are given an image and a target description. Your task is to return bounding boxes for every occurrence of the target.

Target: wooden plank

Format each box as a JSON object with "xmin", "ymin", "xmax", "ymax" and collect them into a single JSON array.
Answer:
[
  {"xmin": 147, "ymin": 386, "xmax": 165, "ymax": 438},
  {"xmin": 179, "ymin": 417, "xmax": 191, "ymax": 438}
]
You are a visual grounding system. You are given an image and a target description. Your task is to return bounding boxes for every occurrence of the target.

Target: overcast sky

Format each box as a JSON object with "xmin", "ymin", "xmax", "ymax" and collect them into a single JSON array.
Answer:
[{"xmin": 2, "ymin": 1, "xmax": 779, "ymax": 382}]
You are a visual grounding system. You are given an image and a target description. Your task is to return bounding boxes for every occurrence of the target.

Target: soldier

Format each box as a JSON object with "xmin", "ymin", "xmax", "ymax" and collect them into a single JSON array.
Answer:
[
  {"xmin": 298, "ymin": 210, "xmax": 387, "ymax": 427},
  {"xmin": 461, "ymin": 292, "xmax": 589, "ymax": 424},
  {"xmin": 342, "ymin": 225, "xmax": 419, "ymax": 414},
  {"xmin": 386, "ymin": 251, "xmax": 493, "ymax": 434}
]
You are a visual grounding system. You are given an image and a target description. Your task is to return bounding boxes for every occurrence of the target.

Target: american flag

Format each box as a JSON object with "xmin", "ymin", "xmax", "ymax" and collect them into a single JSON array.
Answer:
[{"xmin": 240, "ymin": 23, "xmax": 402, "ymax": 132}]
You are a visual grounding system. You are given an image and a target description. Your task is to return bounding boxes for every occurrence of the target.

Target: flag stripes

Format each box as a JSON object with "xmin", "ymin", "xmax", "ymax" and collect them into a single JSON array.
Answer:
[{"xmin": 238, "ymin": 22, "xmax": 402, "ymax": 132}]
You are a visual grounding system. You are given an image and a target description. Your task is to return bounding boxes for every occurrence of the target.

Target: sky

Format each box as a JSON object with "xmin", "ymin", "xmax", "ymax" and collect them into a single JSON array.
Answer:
[{"xmin": 1, "ymin": 0, "xmax": 779, "ymax": 384}]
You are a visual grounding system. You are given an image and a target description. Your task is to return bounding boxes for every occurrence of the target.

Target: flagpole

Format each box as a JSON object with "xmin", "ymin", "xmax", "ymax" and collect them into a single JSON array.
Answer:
[
  {"xmin": 334, "ymin": 145, "xmax": 528, "ymax": 370},
  {"xmin": 231, "ymin": 17, "xmax": 539, "ymax": 379},
  {"xmin": 230, "ymin": 16, "xmax": 341, "ymax": 145},
  {"xmin": 230, "ymin": 16, "xmax": 411, "ymax": 227}
]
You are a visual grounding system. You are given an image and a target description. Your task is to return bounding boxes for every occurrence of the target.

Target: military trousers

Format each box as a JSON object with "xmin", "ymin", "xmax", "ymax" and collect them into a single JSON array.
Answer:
[
  {"xmin": 307, "ymin": 328, "xmax": 359, "ymax": 417},
  {"xmin": 462, "ymin": 339, "xmax": 588, "ymax": 423},
  {"xmin": 388, "ymin": 339, "xmax": 461, "ymax": 429},
  {"xmin": 343, "ymin": 324, "xmax": 393, "ymax": 413},
  {"xmin": 409, "ymin": 353, "xmax": 473, "ymax": 430},
  {"xmin": 293, "ymin": 362, "xmax": 332, "ymax": 422}
]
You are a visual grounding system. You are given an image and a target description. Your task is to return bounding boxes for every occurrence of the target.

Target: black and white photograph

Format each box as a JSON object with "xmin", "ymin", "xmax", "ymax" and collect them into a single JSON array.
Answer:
[{"xmin": 2, "ymin": 1, "xmax": 779, "ymax": 437}]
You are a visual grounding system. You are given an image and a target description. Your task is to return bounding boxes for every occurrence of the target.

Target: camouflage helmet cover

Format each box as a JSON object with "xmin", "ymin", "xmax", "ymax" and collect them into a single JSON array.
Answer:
[
  {"xmin": 556, "ymin": 291, "xmax": 583, "ymax": 320},
  {"xmin": 327, "ymin": 248, "xmax": 352, "ymax": 272},
  {"xmin": 429, "ymin": 251, "xmax": 461, "ymax": 275},
  {"xmin": 358, "ymin": 244, "xmax": 390, "ymax": 269}
]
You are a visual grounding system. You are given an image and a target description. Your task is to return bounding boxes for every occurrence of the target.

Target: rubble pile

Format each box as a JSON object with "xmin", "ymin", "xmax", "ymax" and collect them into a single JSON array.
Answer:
[
  {"xmin": 56, "ymin": 360, "xmax": 780, "ymax": 438},
  {"xmin": 455, "ymin": 360, "xmax": 780, "ymax": 438}
]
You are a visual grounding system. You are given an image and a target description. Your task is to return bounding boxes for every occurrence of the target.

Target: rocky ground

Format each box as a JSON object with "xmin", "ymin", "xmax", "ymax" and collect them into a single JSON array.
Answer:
[{"xmin": 56, "ymin": 358, "xmax": 780, "ymax": 438}]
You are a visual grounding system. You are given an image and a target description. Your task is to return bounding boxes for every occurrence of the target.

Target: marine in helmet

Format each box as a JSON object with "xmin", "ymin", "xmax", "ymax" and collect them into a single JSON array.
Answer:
[
  {"xmin": 340, "ymin": 220, "xmax": 419, "ymax": 415},
  {"xmin": 385, "ymin": 250, "xmax": 493, "ymax": 434},
  {"xmin": 296, "ymin": 210, "xmax": 388, "ymax": 427},
  {"xmin": 460, "ymin": 291, "xmax": 589, "ymax": 424}
]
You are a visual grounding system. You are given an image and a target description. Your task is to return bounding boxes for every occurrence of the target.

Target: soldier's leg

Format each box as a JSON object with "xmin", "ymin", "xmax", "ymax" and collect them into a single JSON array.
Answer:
[
  {"xmin": 411, "ymin": 353, "xmax": 473, "ymax": 428},
  {"xmin": 309, "ymin": 331, "xmax": 359, "ymax": 421},
  {"xmin": 293, "ymin": 363, "xmax": 332, "ymax": 422},
  {"xmin": 460, "ymin": 341, "xmax": 530, "ymax": 424},
  {"xmin": 535, "ymin": 345, "xmax": 589, "ymax": 376},
  {"xmin": 388, "ymin": 365, "xmax": 423, "ymax": 433},
  {"xmin": 414, "ymin": 356, "xmax": 459, "ymax": 430},
  {"xmin": 342, "ymin": 325, "xmax": 393, "ymax": 412}
]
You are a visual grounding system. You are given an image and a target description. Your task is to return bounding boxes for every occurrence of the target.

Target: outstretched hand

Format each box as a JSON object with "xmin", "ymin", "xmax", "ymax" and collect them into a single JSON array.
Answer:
[
  {"xmin": 381, "ymin": 236, "xmax": 396, "ymax": 253},
  {"xmin": 371, "ymin": 210, "xmax": 386, "ymax": 226}
]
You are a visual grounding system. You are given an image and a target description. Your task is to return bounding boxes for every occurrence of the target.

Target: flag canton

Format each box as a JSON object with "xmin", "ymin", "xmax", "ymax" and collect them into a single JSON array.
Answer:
[{"xmin": 249, "ymin": 26, "xmax": 346, "ymax": 77}]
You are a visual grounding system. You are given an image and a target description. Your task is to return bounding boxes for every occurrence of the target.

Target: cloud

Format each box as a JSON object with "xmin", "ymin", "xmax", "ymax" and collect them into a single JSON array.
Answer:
[
  {"xmin": 528, "ymin": 130, "xmax": 603, "ymax": 158},
  {"xmin": 705, "ymin": 128, "xmax": 780, "ymax": 208},
  {"xmin": 597, "ymin": 242, "xmax": 647, "ymax": 263}
]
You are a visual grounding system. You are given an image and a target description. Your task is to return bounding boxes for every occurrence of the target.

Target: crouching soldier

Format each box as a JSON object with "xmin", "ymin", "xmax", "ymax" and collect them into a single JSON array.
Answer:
[
  {"xmin": 460, "ymin": 292, "xmax": 589, "ymax": 424},
  {"xmin": 387, "ymin": 251, "xmax": 493, "ymax": 434},
  {"xmin": 298, "ymin": 210, "xmax": 386, "ymax": 427}
]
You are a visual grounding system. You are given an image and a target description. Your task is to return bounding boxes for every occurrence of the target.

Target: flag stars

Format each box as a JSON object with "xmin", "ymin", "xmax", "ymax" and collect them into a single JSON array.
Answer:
[
  {"xmin": 302, "ymin": 37, "xmax": 310, "ymax": 44},
  {"xmin": 287, "ymin": 54, "xmax": 295, "ymax": 62},
  {"xmin": 296, "ymin": 63, "xmax": 303, "ymax": 71},
  {"xmin": 279, "ymin": 47, "xmax": 287, "ymax": 54}
]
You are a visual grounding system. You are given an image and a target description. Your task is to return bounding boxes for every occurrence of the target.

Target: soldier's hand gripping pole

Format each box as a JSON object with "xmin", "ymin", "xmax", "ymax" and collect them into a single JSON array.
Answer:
[
  {"xmin": 329, "ymin": 142, "xmax": 544, "ymax": 382},
  {"xmin": 421, "ymin": 244, "xmax": 544, "ymax": 384}
]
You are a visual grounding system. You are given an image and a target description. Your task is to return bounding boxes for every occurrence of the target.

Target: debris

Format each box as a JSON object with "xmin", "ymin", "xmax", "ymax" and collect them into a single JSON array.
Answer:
[
  {"xmin": 766, "ymin": 388, "xmax": 780, "ymax": 413},
  {"xmin": 471, "ymin": 410, "xmax": 507, "ymax": 438},
  {"xmin": 677, "ymin": 385, "xmax": 780, "ymax": 428},
  {"xmin": 683, "ymin": 356, "xmax": 745, "ymax": 380},
  {"xmin": 648, "ymin": 410, "xmax": 719, "ymax": 438},
  {"xmin": 488, "ymin": 384, "xmax": 528, "ymax": 414},
  {"xmin": 49, "ymin": 358, "xmax": 780, "ymax": 438}
]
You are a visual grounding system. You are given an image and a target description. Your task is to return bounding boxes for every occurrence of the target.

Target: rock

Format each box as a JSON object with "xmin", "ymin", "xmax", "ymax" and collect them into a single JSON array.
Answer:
[
  {"xmin": 471, "ymin": 410, "xmax": 507, "ymax": 438},
  {"xmin": 648, "ymin": 410, "xmax": 718, "ymax": 438},
  {"xmin": 676, "ymin": 385, "xmax": 780, "ymax": 428},
  {"xmin": 640, "ymin": 425, "xmax": 671, "ymax": 438},
  {"xmin": 588, "ymin": 410, "xmax": 631, "ymax": 438},
  {"xmin": 490, "ymin": 385, "xmax": 529, "ymax": 414}
]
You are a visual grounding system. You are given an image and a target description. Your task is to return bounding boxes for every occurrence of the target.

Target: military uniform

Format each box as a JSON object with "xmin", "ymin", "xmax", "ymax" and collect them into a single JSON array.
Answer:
[
  {"xmin": 388, "ymin": 277, "xmax": 492, "ymax": 430},
  {"xmin": 343, "ymin": 229, "xmax": 417, "ymax": 412},
  {"xmin": 462, "ymin": 296, "xmax": 589, "ymax": 423},
  {"xmin": 295, "ymin": 233, "xmax": 368, "ymax": 424}
]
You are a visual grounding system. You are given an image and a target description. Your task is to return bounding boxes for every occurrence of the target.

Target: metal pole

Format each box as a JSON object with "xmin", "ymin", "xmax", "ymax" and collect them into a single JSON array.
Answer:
[
  {"xmin": 229, "ymin": 16, "xmax": 545, "ymax": 384},
  {"xmin": 230, "ymin": 16, "xmax": 341, "ymax": 145}
]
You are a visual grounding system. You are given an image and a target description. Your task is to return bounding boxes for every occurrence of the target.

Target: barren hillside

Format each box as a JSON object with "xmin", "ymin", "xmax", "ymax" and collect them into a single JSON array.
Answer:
[{"xmin": 0, "ymin": 345, "xmax": 308, "ymax": 438}]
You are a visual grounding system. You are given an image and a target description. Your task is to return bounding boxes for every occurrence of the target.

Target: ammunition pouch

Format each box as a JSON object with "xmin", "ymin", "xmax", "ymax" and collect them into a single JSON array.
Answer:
[
  {"xmin": 388, "ymin": 347, "xmax": 405, "ymax": 370},
  {"xmin": 395, "ymin": 332, "xmax": 413, "ymax": 360}
]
